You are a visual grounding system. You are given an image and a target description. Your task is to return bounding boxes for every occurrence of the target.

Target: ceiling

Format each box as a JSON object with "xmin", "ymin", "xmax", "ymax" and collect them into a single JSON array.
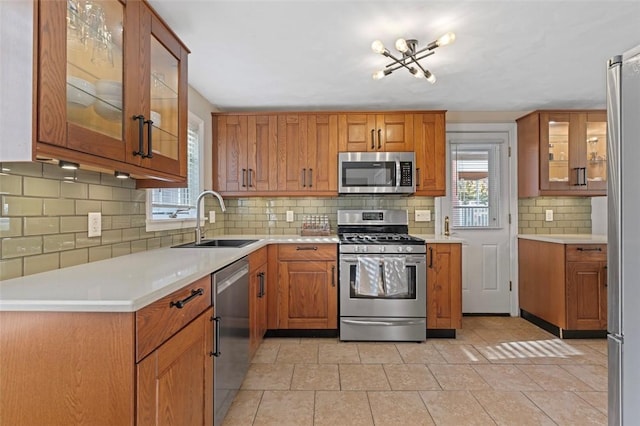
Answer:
[{"xmin": 148, "ymin": 1, "xmax": 640, "ymax": 116}]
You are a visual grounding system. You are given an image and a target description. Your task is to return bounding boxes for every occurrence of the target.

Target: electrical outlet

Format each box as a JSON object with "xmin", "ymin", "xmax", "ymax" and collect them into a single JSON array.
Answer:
[
  {"xmin": 209, "ymin": 210, "xmax": 215, "ymax": 223},
  {"xmin": 286, "ymin": 211, "xmax": 294, "ymax": 222},
  {"xmin": 415, "ymin": 210, "xmax": 431, "ymax": 222},
  {"xmin": 545, "ymin": 209, "xmax": 554, "ymax": 222},
  {"xmin": 88, "ymin": 212, "xmax": 101, "ymax": 237}
]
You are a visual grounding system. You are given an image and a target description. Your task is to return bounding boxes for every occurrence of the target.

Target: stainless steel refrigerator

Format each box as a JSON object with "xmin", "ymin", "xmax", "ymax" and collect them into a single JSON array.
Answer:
[{"xmin": 607, "ymin": 44, "xmax": 640, "ymax": 426}]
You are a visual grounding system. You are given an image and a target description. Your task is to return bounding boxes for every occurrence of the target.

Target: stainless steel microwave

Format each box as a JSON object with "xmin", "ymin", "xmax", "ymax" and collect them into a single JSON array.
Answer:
[{"xmin": 338, "ymin": 152, "xmax": 416, "ymax": 194}]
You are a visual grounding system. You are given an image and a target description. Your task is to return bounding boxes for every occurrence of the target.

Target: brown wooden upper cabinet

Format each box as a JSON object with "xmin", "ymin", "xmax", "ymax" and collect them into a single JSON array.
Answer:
[
  {"xmin": 338, "ymin": 113, "xmax": 414, "ymax": 152},
  {"xmin": 413, "ymin": 112, "xmax": 446, "ymax": 196},
  {"xmin": 213, "ymin": 113, "xmax": 338, "ymax": 196},
  {"xmin": 36, "ymin": 0, "xmax": 188, "ymax": 181},
  {"xmin": 517, "ymin": 110, "xmax": 607, "ymax": 197}
]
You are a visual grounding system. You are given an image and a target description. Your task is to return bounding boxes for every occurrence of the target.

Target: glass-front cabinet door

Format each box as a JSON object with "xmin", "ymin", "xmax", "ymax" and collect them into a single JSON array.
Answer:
[
  {"xmin": 129, "ymin": 5, "xmax": 188, "ymax": 177},
  {"xmin": 38, "ymin": 0, "xmax": 127, "ymax": 162},
  {"xmin": 540, "ymin": 111, "xmax": 607, "ymax": 193}
]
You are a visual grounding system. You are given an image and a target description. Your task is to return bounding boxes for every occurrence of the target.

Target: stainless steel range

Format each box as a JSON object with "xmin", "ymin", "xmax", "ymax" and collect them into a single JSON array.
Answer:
[{"xmin": 338, "ymin": 209, "xmax": 427, "ymax": 342}]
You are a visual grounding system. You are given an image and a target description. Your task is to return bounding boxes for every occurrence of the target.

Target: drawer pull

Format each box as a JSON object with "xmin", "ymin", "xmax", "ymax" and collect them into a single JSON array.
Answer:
[
  {"xmin": 169, "ymin": 288, "xmax": 204, "ymax": 309},
  {"xmin": 296, "ymin": 246, "xmax": 318, "ymax": 251},
  {"xmin": 577, "ymin": 247, "xmax": 602, "ymax": 252}
]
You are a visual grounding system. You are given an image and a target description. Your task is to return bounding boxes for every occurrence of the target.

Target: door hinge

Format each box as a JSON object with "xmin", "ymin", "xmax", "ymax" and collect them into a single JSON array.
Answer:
[
  {"xmin": 508, "ymin": 213, "xmax": 511, "ymax": 224},
  {"xmin": 509, "ymin": 281, "xmax": 512, "ymax": 291},
  {"xmin": 508, "ymin": 146, "xmax": 512, "ymax": 157}
]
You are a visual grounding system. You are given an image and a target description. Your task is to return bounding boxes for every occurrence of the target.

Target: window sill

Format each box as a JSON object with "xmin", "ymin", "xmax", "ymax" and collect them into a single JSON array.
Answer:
[{"xmin": 146, "ymin": 218, "xmax": 199, "ymax": 232}]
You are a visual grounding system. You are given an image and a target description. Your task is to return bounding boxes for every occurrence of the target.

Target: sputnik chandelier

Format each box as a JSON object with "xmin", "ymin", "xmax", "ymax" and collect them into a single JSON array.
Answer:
[{"xmin": 371, "ymin": 32, "xmax": 456, "ymax": 84}]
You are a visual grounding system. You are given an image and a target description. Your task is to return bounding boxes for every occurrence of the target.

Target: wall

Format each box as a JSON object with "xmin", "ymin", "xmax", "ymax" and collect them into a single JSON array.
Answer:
[{"xmin": 518, "ymin": 196, "xmax": 592, "ymax": 234}]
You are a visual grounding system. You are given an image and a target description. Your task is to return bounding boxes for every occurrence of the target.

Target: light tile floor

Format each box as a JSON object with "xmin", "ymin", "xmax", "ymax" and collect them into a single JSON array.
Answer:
[{"xmin": 223, "ymin": 316, "xmax": 608, "ymax": 425}]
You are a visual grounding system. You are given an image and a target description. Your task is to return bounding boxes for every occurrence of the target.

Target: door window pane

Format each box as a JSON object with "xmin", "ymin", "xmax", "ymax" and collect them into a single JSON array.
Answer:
[{"xmin": 450, "ymin": 144, "xmax": 501, "ymax": 229}]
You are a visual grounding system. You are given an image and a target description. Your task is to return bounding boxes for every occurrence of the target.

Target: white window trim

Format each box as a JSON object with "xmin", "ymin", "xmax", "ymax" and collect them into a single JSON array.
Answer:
[{"xmin": 145, "ymin": 112, "xmax": 205, "ymax": 232}]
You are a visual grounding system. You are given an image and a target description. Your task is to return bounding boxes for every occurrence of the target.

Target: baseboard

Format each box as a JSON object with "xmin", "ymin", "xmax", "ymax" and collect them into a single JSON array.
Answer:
[
  {"xmin": 520, "ymin": 309, "xmax": 607, "ymax": 339},
  {"xmin": 426, "ymin": 329, "xmax": 456, "ymax": 338},
  {"xmin": 463, "ymin": 312, "xmax": 510, "ymax": 317}
]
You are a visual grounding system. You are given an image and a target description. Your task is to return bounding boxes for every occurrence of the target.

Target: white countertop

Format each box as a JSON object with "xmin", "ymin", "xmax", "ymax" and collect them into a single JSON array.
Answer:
[
  {"xmin": 0, "ymin": 233, "xmax": 461, "ymax": 313},
  {"xmin": 518, "ymin": 234, "xmax": 608, "ymax": 244},
  {"xmin": 0, "ymin": 236, "xmax": 338, "ymax": 313}
]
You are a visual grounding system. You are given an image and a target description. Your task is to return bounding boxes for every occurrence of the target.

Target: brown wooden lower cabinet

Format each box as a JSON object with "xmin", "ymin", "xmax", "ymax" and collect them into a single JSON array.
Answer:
[
  {"xmin": 276, "ymin": 244, "xmax": 338, "ymax": 329},
  {"xmin": 426, "ymin": 243, "xmax": 462, "ymax": 330},
  {"xmin": 0, "ymin": 277, "xmax": 214, "ymax": 425},
  {"xmin": 518, "ymin": 238, "xmax": 607, "ymax": 336},
  {"xmin": 249, "ymin": 247, "xmax": 268, "ymax": 358}
]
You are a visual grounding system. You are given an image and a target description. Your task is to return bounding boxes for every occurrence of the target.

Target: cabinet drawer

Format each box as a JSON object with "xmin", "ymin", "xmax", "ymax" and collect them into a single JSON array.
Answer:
[
  {"xmin": 278, "ymin": 244, "xmax": 336, "ymax": 261},
  {"xmin": 249, "ymin": 246, "xmax": 268, "ymax": 270},
  {"xmin": 136, "ymin": 275, "xmax": 212, "ymax": 362},
  {"xmin": 566, "ymin": 244, "xmax": 607, "ymax": 262}
]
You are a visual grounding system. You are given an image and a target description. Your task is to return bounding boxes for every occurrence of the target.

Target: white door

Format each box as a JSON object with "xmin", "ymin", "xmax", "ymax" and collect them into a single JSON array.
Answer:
[{"xmin": 439, "ymin": 131, "xmax": 512, "ymax": 313}]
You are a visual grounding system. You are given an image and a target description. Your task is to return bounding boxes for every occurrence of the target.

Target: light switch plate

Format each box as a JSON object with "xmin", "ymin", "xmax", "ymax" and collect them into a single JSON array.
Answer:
[
  {"xmin": 88, "ymin": 212, "xmax": 101, "ymax": 237},
  {"xmin": 209, "ymin": 210, "xmax": 215, "ymax": 223},
  {"xmin": 286, "ymin": 211, "xmax": 294, "ymax": 222},
  {"xmin": 545, "ymin": 209, "xmax": 554, "ymax": 222},
  {"xmin": 415, "ymin": 210, "xmax": 431, "ymax": 222}
]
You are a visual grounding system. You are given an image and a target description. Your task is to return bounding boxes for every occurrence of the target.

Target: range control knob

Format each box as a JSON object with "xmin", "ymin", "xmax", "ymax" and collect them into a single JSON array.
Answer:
[
  {"xmin": 406, "ymin": 246, "xmax": 413, "ymax": 252},
  {"xmin": 397, "ymin": 246, "xmax": 403, "ymax": 253},
  {"xmin": 379, "ymin": 246, "xmax": 385, "ymax": 253}
]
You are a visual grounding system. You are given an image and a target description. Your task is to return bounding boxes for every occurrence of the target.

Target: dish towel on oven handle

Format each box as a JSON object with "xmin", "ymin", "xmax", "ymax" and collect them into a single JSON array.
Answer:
[
  {"xmin": 382, "ymin": 257, "xmax": 408, "ymax": 296},
  {"xmin": 355, "ymin": 257, "xmax": 383, "ymax": 296}
]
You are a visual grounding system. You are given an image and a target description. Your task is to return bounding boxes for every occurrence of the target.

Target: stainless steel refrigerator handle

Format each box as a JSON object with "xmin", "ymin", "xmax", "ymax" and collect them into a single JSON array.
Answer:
[{"xmin": 342, "ymin": 319, "xmax": 425, "ymax": 326}]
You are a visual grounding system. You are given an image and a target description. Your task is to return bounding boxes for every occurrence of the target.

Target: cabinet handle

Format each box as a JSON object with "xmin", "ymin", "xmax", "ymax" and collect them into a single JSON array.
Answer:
[
  {"xmin": 308, "ymin": 168, "xmax": 313, "ymax": 187},
  {"xmin": 573, "ymin": 167, "xmax": 587, "ymax": 186},
  {"xmin": 132, "ymin": 115, "xmax": 146, "ymax": 156},
  {"xmin": 296, "ymin": 246, "xmax": 318, "ymax": 251},
  {"xmin": 212, "ymin": 316, "xmax": 221, "ymax": 357},
  {"xmin": 577, "ymin": 247, "xmax": 602, "ymax": 252},
  {"xmin": 416, "ymin": 168, "xmax": 421, "ymax": 186},
  {"xmin": 370, "ymin": 129, "xmax": 375, "ymax": 149},
  {"xmin": 169, "ymin": 288, "xmax": 204, "ymax": 309},
  {"xmin": 331, "ymin": 265, "xmax": 336, "ymax": 287},
  {"xmin": 258, "ymin": 271, "xmax": 265, "ymax": 298},
  {"xmin": 248, "ymin": 169, "xmax": 253, "ymax": 187},
  {"xmin": 377, "ymin": 129, "xmax": 382, "ymax": 149},
  {"xmin": 302, "ymin": 168, "xmax": 306, "ymax": 187},
  {"xmin": 143, "ymin": 119, "xmax": 153, "ymax": 158},
  {"xmin": 428, "ymin": 246, "xmax": 433, "ymax": 268},
  {"xmin": 242, "ymin": 169, "xmax": 247, "ymax": 187},
  {"xmin": 582, "ymin": 167, "xmax": 587, "ymax": 186}
]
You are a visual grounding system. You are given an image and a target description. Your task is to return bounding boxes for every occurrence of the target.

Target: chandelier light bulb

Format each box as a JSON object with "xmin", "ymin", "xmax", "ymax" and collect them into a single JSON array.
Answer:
[
  {"xmin": 372, "ymin": 70, "xmax": 386, "ymax": 80},
  {"xmin": 371, "ymin": 40, "xmax": 386, "ymax": 54},
  {"xmin": 395, "ymin": 38, "xmax": 409, "ymax": 53},
  {"xmin": 425, "ymin": 70, "xmax": 437, "ymax": 84},
  {"xmin": 410, "ymin": 68, "xmax": 423, "ymax": 78},
  {"xmin": 436, "ymin": 32, "xmax": 456, "ymax": 47}
]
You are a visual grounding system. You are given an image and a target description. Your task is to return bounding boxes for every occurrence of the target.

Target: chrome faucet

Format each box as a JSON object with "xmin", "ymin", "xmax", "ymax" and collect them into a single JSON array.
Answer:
[{"xmin": 194, "ymin": 190, "xmax": 226, "ymax": 245}]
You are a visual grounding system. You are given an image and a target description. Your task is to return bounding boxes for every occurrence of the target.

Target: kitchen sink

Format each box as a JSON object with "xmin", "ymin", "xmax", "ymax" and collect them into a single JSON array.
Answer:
[{"xmin": 172, "ymin": 239, "xmax": 259, "ymax": 248}]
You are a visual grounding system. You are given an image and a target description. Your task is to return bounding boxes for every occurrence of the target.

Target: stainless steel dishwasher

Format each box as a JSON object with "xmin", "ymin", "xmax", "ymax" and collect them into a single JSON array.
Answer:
[{"xmin": 212, "ymin": 257, "xmax": 249, "ymax": 426}]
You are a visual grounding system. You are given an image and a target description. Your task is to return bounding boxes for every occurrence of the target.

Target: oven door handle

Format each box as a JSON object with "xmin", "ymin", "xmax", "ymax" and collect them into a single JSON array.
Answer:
[
  {"xmin": 342, "ymin": 319, "xmax": 425, "ymax": 326},
  {"xmin": 340, "ymin": 256, "xmax": 425, "ymax": 264}
]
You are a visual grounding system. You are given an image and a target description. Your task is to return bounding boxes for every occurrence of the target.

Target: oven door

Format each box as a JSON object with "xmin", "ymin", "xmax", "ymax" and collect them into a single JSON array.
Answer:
[{"xmin": 339, "ymin": 253, "xmax": 426, "ymax": 317}]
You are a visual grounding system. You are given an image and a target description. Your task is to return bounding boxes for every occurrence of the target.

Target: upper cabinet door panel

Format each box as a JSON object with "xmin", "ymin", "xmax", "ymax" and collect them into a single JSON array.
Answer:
[{"xmin": 39, "ymin": 0, "xmax": 126, "ymax": 161}]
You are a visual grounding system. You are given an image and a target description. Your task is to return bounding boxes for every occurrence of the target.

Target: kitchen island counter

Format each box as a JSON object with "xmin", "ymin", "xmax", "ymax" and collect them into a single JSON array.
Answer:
[{"xmin": 0, "ymin": 235, "xmax": 338, "ymax": 312}]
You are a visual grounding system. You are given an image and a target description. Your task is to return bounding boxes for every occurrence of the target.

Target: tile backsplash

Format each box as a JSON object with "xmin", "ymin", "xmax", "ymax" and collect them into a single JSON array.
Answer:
[
  {"xmin": 518, "ymin": 196, "xmax": 592, "ymax": 234},
  {"xmin": 0, "ymin": 162, "xmax": 435, "ymax": 280}
]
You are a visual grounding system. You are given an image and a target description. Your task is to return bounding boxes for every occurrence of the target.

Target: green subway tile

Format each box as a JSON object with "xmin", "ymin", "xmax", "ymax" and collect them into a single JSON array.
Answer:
[
  {"xmin": 2, "ymin": 236, "xmax": 42, "ymax": 258},
  {"xmin": 23, "ymin": 177, "xmax": 60, "ymax": 198},
  {"xmin": 60, "ymin": 181, "xmax": 88, "ymax": 199},
  {"xmin": 122, "ymin": 228, "xmax": 140, "ymax": 241},
  {"xmin": 0, "ymin": 174, "xmax": 22, "ymax": 195},
  {"xmin": 0, "ymin": 217, "xmax": 22, "ymax": 237},
  {"xmin": 42, "ymin": 163, "xmax": 73, "ymax": 180},
  {"xmin": 43, "ymin": 233, "xmax": 75, "ymax": 252},
  {"xmin": 101, "ymin": 229, "xmax": 122, "ymax": 244},
  {"xmin": 43, "ymin": 199, "xmax": 75, "ymax": 216},
  {"xmin": 101, "ymin": 215, "xmax": 112, "ymax": 230},
  {"xmin": 3, "ymin": 162, "xmax": 42, "ymax": 177},
  {"xmin": 2, "ymin": 196, "xmax": 42, "ymax": 216},
  {"xmin": 100, "ymin": 173, "xmax": 124, "ymax": 187},
  {"xmin": 131, "ymin": 190, "xmax": 146, "ymax": 202},
  {"xmin": 160, "ymin": 236, "xmax": 173, "ymax": 247},
  {"xmin": 60, "ymin": 216, "xmax": 88, "ymax": 233},
  {"xmin": 0, "ymin": 258, "xmax": 23, "ymax": 280},
  {"xmin": 75, "ymin": 233, "xmax": 101, "ymax": 248},
  {"xmin": 88, "ymin": 184, "xmax": 113, "ymax": 200},
  {"xmin": 131, "ymin": 240, "xmax": 147, "ymax": 253},
  {"xmin": 111, "ymin": 242, "xmax": 131, "ymax": 258},
  {"xmin": 74, "ymin": 170, "xmax": 102, "ymax": 185},
  {"xmin": 60, "ymin": 249, "xmax": 88, "ymax": 268},
  {"xmin": 146, "ymin": 237, "xmax": 161, "ymax": 250},
  {"xmin": 89, "ymin": 245, "xmax": 112, "ymax": 262},
  {"xmin": 112, "ymin": 187, "xmax": 131, "ymax": 201},
  {"xmin": 23, "ymin": 217, "xmax": 60, "ymax": 236},
  {"xmin": 75, "ymin": 200, "xmax": 102, "ymax": 215},
  {"xmin": 111, "ymin": 216, "xmax": 131, "ymax": 229},
  {"xmin": 23, "ymin": 253, "xmax": 59, "ymax": 276}
]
